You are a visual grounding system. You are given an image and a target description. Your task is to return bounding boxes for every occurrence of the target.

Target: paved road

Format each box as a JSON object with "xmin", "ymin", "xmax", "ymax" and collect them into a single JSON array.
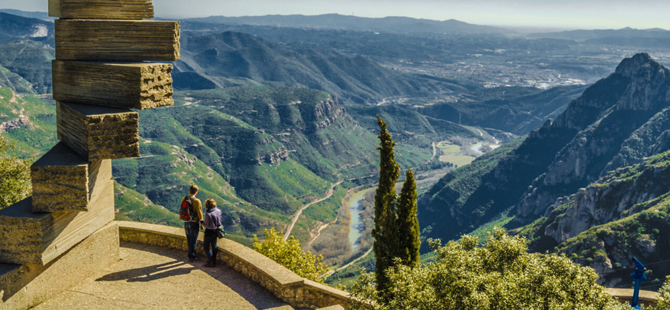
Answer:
[
  {"xmin": 284, "ymin": 181, "xmax": 342, "ymax": 240},
  {"xmin": 332, "ymin": 247, "xmax": 373, "ymax": 275}
]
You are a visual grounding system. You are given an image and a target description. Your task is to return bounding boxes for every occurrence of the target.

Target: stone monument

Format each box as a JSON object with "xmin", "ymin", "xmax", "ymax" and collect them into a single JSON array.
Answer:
[{"xmin": 0, "ymin": 0, "xmax": 180, "ymax": 266}]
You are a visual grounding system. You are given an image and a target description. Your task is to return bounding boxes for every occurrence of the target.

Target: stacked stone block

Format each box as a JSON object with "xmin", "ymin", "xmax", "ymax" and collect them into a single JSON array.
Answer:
[{"xmin": 0, "ymin": 0, "xmax": 179, "ymax": 266}]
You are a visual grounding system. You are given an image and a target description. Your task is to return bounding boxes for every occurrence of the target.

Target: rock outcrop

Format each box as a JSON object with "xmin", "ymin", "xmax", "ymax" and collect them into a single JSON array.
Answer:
[
  {"xmin": 418, "ymin": 53, "xmax": 670, "ymax": 250},
  {"xmin": 544, "ymin": 155, "xmax": 670, "ymax": 244},
  {"xmin": 516, "ymin": 53, "xmax": 670, "ymax": 222}
]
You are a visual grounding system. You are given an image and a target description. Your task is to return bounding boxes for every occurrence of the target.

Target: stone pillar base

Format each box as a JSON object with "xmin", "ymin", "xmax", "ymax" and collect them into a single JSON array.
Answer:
[{"xmin": 0, "ymin": 222, "xmax": 120, "ymax": 310}]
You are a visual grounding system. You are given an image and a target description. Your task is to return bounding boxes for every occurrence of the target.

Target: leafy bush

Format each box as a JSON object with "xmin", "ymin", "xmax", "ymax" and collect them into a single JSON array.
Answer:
[
  {"xmin": 650, "ymin": 276, "xmax": 670, "ymax": 310},
  {"xmin": 0, "ymin": 136, "xmax": 31, "ymax": 209},
  {"xmin": 348, "ymin": 228, "xmax": 628, "ymax": 310},
  {"xmin": 253, "ymin": 227, "xmax": 329, "ymax": 283}
]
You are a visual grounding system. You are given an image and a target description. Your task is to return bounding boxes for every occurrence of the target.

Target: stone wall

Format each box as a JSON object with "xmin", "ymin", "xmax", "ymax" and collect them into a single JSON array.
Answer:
[
  {"xmin": 607, "ymin": 288, "xmax": 659, "ymax": 308},
  {"xmin": 0, "ymin": 223, "xmax": 120, "ymax": 310},
  {"xmin": 117, "ymin": 221, "xmax": 350, "ymax": 309}
]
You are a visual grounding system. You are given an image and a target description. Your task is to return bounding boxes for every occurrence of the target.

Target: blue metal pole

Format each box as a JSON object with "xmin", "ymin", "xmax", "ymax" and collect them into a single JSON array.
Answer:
[
  {"xmin": 632, "ymin": 279, "xmax": 642, "ymax": 309},
  {"xmin": 630, "ymin": 257, "xmax": 647, "ymax": 310}
]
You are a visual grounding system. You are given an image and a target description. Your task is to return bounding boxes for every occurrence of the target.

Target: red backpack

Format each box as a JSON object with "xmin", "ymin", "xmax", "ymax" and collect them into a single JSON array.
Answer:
[{"xmin": 179, "ymin": 196, "xmax": 195, "ymax": 221}]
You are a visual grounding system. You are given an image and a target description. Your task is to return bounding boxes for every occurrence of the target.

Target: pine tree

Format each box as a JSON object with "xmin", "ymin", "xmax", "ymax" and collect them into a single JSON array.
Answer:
[
  {"xmin": 372, "ymin": 115, "xmax": 400, "ymax": 293},
  {"xmin": 396, "ymin": 169, "xmax": 420, "ymax": 267}
]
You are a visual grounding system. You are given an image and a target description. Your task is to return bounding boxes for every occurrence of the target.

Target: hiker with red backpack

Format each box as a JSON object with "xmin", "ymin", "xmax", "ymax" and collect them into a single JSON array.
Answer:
[
  {"xmin": 202, "ymin": 198, "xmax": 224, "ymax": 267},
  {"xmin": 180, "ymin": 185, "xmax": 204, "ymax": 262}
]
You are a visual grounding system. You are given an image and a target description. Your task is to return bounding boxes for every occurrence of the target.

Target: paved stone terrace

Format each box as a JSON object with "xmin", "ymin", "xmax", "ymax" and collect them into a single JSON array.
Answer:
[{"xmin": 32, "ymin": 242, "xmax": 295, "ymax": 310}]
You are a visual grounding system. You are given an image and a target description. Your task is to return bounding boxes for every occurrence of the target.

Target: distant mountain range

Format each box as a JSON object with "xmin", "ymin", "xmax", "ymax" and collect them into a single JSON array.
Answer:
[
  {"xmin": 0, "ymin": 9, "xmax": 52, "ymax": 21},
  {"xmin": 175, "ymin": 31, "xmax": 472, "ymax": 104},
  {"xmin": 528, "ymin": 27, "xmax": 670, "ymax": 48},
  {"xmin": 529, "ymin": 27, "xmax": 670, "ymax": 41},
  {"xmin": 183, "ymin": 13, "xmax": 506, "ymax": 35},
  {"xmin": 0, "ymin": 12, "xmax": 53, "ymax": 45}
]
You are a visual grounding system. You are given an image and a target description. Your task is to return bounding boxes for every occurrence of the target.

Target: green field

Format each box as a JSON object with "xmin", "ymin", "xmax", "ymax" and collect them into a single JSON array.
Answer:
[{"xmin": 436, "ymin": 141, "xmax": 476, "ymax": 167}]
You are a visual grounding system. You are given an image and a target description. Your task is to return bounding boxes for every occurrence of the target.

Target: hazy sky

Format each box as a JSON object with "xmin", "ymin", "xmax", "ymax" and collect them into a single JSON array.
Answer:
[{"xmin": 1, "ymin": 0, "xmax": 669, "ymax": 29}]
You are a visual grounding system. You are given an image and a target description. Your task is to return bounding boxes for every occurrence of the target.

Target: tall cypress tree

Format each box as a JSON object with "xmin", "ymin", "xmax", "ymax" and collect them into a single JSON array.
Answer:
[
  {"xmin": 396, "ymin": 169, "xmax": 421, "ymax": 267},
  {"xmin": 372, "ymin": 115, "xmax": 400, "ymax": 293}
]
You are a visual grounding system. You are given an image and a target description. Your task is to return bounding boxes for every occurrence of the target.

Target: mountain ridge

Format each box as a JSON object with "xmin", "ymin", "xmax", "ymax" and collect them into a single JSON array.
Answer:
[
  {"xmin": 517, "ymin": 151, "xmax": 670, "ymax": 288},
  {"xmin": 528, "ymin": 27, "xmax": 670, "ymax": 41},
  {"xmin": 418, "ymin": 53, "xmax": 670, "ymax": 247},
  {"xmin": 182, "ymin": 13, "xmax": 506, "ymax": 35},
  {"xmin": 175, "ymin": 30, "xmax": 470, "ymax": 104}
]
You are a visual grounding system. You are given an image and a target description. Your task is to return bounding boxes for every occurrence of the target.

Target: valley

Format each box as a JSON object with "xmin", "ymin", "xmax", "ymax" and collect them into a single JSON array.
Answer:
[{"xmin": 2, "ymin": 8, "xmax": 670, "ymax": 292}]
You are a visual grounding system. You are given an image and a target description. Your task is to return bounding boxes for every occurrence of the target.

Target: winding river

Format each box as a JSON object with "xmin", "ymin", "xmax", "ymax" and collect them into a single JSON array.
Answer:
[{"xmin": 347, "ymin": 188, "xmax": 373, "ymax": 252}]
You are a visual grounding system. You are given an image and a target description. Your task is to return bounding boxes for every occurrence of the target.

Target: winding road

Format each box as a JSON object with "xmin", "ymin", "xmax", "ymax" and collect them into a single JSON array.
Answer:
[
  {"xmin": 283, "ymin": 181, "xmax": 342, "ymax": 240},
  {"xmin": 330, "ymin": 247, "xmax": 374, "ymax": 275}
]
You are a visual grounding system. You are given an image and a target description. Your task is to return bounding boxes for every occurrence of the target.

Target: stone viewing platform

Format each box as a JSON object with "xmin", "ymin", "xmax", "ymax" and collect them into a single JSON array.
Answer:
[
  {"xmin": 0, "ymin": 221, "xmax": 349, "ymax": 309},
  {"xmin": 32, "ymin": 243, "xmax": 295, "ymax": 309}
]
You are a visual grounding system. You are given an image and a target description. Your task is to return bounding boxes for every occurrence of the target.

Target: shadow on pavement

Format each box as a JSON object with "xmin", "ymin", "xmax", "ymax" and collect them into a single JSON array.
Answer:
[
  {"xmin": 96, "ymin": 260, "xmax": 194, "ymax": 282},
  {"xmin": 99, "ymin": 241, "xmax": 292, "ymax": 310}
]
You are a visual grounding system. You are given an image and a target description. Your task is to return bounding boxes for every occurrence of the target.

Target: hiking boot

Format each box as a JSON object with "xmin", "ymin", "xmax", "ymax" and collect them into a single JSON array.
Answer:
[{"xmin": 205, "ymin": 259, "xmax": 215, "ymax": 268}]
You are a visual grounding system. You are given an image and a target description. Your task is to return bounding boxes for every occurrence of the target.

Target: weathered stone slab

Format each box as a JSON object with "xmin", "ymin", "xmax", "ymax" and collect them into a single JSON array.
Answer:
[
  {"xmin": 57, "ymin": 101, "xmax": 139, "ymax": 162},
  {"xmin": 55, "ymin": 19, "xmax": 180, "ymax": 62},
  {"xmin": 49, "ymin": 0, "xmax": 153, "ymax": 20},
  {"xmin": 0, "ymin": 223, "xmax": 119, "ymax": 309},
  {"xmin": 52, "ymin": 61, "xmax": 173, "ymax": 110},
  {"xmin": 31, "ymin": 143, "xmax": 86, "ymax": 213},
  {"xmin": 0, "ymin": 162, "xmax": 114, "ymax": 265},
  {"xmin": 31, "ymin": 144, "xmax": 114, "ymax": 213}
]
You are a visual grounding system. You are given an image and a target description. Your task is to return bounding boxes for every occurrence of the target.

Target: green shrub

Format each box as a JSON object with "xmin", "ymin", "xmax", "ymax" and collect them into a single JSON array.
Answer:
[
  {"xmin": 348, "ymin": 228, "xmax": 629, "ymax": 310},
  {"xmin": 0, "ymin": 136, "xmax": 31, "ymax": 209},
  {"xmin": 253, "ymin": 227, "xmax": 329, "ymax": 283},
  {"xmin": 650, "ymin": 276, "xmax": 670, "ymax": 310}
]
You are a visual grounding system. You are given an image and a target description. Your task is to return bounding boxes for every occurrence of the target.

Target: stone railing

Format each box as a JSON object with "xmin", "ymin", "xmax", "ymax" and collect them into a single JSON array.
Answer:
[
  {"xmin": 607, "ymin": 288, "xmax": 659, "ymax": 308},
  {"xmin": 117, "ymin": 221, "xmax": 350, "ymax": 310}
]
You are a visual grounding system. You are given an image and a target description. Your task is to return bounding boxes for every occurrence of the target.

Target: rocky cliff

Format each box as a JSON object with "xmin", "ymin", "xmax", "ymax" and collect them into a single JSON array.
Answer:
[
  {"xmin": 516, "ymin": 53, "xmax": 670, "ymax": 222},
  {"xmin": 516, "ymin": 152, "xmax": 670, "ymax": 287},
  {"xmin": 418, "ymin": 53, "xmax": 670, "ymax": 248}
]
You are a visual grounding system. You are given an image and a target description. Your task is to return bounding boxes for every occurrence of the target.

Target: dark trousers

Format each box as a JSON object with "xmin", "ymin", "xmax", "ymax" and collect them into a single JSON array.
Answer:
[
  {"xmin": 203, "ymin": 229, "xmax": 218, "ymax": 260},
  {"xmin": 184, "ymin": 221, "xmax": 199, "ymax": 260}
]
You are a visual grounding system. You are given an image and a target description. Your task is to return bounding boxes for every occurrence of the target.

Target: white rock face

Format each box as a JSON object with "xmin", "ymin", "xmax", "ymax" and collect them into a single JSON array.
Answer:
[
  {"xmin": 30, "ymin": 24, "xmax": 48, "ymax": 38},
  {"xmin": 545, "ymin": 164, "xmax": 670, "ymax": 244}
]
